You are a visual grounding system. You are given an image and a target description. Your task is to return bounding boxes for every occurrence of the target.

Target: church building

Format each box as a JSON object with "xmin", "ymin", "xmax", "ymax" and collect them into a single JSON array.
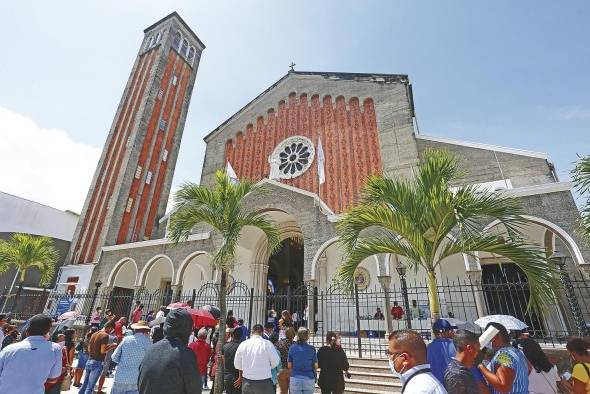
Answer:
[{"xmin": 57, "ymin": 13, "xmax": 589, "ymax": 333}]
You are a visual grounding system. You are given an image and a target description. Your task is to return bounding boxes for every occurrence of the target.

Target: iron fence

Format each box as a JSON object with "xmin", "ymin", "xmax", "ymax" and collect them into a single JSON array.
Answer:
[{"xmin": 3, "ymin": 272, "xmax": 589, "ymax": 358}]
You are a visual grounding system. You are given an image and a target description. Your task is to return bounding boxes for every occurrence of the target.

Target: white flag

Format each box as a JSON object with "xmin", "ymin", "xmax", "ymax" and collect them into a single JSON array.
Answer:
[
  {"xmin": 317, "ymin": 136, "xmax": 325, "ymax": 185},
  {"xmin": 226, "ymin": 161, "xmax": 238, "ymax": 184},
  {"xmin": 269, "ymin": 155, "xmax": 280, "ymax": 181}
]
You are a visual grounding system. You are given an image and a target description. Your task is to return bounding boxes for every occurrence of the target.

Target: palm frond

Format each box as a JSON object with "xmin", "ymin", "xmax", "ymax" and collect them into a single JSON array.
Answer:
[
  {"xmin": 572, "ymin": 155, "xmax": 590, "ymax": 193},
  {"xmin": 0, "ymin": 234, "xmax": 59, "ymax": 286}
]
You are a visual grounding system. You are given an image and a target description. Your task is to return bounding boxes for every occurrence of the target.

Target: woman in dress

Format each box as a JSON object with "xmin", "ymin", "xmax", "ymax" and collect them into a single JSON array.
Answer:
[
  {"xmin": 317, "ymin": 332, "xmax": 350, "ymax": 394},
  {"xmin": 276, "ymin": 327, "xmax": 296, "ymax": 393}
]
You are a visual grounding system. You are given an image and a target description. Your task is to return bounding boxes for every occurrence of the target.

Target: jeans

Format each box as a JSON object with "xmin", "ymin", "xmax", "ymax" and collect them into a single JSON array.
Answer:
[
  {"xmin": 79, "ymin": 359, "xmax": 103, "ymax": 394},
  {"xmin": 290, "ymin": 376, "xmax": 315, "ymax": 394},
  {"xmin": 242, "ymin": 378, "xmax": 275, "ymax": 394},
  {"xmin": 110, "ymin": 382, "xmax": 139, "ymax": 394}
]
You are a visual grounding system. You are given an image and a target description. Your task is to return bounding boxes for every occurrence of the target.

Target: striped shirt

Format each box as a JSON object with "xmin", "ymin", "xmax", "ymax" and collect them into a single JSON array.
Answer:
[{"xmin": 489, "ymin": 346, "xmax": 529, "ymax": 394}]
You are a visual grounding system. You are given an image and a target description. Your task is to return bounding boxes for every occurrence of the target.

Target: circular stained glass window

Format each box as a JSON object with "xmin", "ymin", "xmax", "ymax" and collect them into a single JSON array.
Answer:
[{"xmin": 271, "ymin": 136, "xmax": 315, "ymax": 179}]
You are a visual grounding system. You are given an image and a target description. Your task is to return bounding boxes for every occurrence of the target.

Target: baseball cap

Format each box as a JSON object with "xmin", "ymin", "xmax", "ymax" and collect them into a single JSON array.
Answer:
[{"xmin": 432, "ymin": 319, "xmax": 453, "ymax": 332}]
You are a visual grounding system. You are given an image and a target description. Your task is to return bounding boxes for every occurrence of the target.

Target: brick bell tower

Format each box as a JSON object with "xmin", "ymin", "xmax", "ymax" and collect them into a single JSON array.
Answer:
[{"xmin": 66, "ymin": 12, "xmax": 204, "ymax": 264}]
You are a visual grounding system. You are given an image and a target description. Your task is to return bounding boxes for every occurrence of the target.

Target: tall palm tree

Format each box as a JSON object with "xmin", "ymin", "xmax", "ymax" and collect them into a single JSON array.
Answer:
[
  {"xmin": 572, "ymin": 155, "xmax": 590, "ymax": 243},
  {"xmin": 337, "ymin": 149, "xmax": 560, "ymax": 320},
  {"xmin": 0, "ymin": 233, "xmax": 59, "ymax": 312},
  {"xmin": 168, "ymin": 170, "xmax": 280, "ymax": 394}
]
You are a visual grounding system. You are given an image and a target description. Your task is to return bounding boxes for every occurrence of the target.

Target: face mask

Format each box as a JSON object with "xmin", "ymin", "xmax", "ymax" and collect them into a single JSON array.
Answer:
[
  {"xmin": 389, "ymin": 355, "xmax": 407, "ymax": 382},
  {"xmin": 58, "ymin": 341, "xmax": 65, "ymax": 348}
]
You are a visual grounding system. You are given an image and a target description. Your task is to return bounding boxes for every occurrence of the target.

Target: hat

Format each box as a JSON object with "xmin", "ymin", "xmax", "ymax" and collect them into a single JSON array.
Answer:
[
  {"xmin": 432, "ymin": 319, "xmax": 453, "ymax": 332},
  {"xmin": 130, "ymin": 320, "xmax": 150, "ymax": 330}
]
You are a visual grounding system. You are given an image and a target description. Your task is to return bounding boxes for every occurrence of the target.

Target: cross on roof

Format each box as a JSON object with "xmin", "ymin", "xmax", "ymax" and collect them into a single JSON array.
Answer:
[{"xmin": 289, "ymin": 62, "xmax": 296, "ymax": 71}]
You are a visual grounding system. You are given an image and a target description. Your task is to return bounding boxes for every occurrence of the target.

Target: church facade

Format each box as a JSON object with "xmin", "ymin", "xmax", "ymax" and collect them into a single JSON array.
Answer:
[{"xmin": 57, "ymin": 13, "xmax": 589, "ymax": 332}]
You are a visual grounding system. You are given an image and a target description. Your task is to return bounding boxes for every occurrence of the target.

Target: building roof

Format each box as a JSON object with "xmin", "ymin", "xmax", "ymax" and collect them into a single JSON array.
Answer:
[
  {"xmin": 203, "ymin": 70, "xmax": 409, "ymax": 142},
  {"xmin": 144, "ymin": 11, "xmax": 206, "ymax": 50},
  {"xmin": 0, "ymin": 191, "xmax": 79, "ymax": 241}
]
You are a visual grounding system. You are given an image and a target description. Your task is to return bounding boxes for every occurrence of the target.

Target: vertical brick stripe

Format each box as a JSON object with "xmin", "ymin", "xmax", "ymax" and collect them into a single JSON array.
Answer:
[
  {"xmin": 79, "ymin": 51, "xmax": 156, "ymax": 262},
  {"xmin": 132, "ymin": 62, "xmax": 186, "ymax": 240},
  {"xmin": 117, "ymin": 51, "xmax": 178, "ymax": 244},
  {"xmin": 72, "ymin": 53, "xmax": 149, "ymax": 261},
  {"xmin": 144, "ymin": 65, "xmax": 191, "ymax": 238},
  {"xmin": 243, "ymin": 123, "xmax": 254, "ymax": 180}
]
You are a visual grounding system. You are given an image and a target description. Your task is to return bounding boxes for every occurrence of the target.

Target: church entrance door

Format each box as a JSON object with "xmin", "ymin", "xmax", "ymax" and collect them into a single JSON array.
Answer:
[{"xmin": 266, "ymin": 238, "xmax": 305, "ymax": 322}]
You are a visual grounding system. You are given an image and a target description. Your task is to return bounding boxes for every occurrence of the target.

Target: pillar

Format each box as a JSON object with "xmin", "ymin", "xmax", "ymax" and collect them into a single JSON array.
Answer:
[
  {"xmin": 466, "ymin": 270, "xmax": 487, "ymax": 318},
  {"xmin": 170, "ymin": 284, "xmax": 183, "ymax": 302},
  {"xmin": 378, "ymin": 275, "xmax": 393, "ymax": 334},
  {"xmin": 306, "ymin": 279, "xmax": 316, "ymax": 334},
  {"xmin": 251, "ymin": 261, "xmax": 268, "ymax": 325}
]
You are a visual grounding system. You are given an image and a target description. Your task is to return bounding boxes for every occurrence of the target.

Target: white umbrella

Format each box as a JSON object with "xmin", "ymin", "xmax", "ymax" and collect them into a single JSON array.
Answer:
[
  {"xmin": 474, "ymin": 315, "xmax": 528, "ymax": 331},
  {"xmin": 446, "ymin": 318, "xmax": 481, "ymax": 333},
  {"xmin": 58, "ymin": 311, "xmax": 80, "ymax": 321}
]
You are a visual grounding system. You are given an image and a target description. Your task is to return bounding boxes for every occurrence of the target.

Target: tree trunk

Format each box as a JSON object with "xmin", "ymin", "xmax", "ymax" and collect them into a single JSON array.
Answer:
[
  {"xmin": 213, "ymin": 269, "xmax": 228, "ymax": 394},
  {"xmin": 10, "ymin": 281, "xmax": 24, "ymax": 313},
  {"xmin": 426, "ymin": 270, "xmax": 441, "ymax": 323}
]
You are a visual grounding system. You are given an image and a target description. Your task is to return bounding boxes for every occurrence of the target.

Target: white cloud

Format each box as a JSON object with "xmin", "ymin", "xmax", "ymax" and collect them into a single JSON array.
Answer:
[
  {"xmin": 0, "ymin": 107, "xmax": 101, "ymax": 212},
  {"xmin": 557, "ymin": 106, "xmax": 590, "ymax": 121}
]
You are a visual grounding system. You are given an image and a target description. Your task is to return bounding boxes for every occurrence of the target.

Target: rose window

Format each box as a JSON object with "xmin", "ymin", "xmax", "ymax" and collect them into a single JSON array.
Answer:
[{"xmin": 270, "ymin": 136, "xmax": 315, "ymax": 179}]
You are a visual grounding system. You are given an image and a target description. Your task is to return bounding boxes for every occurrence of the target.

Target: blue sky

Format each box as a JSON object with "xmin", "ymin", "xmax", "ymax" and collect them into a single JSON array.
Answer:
[{"xmin": 0, "ymin": 1, "xmax": 588, "ymax": 212}]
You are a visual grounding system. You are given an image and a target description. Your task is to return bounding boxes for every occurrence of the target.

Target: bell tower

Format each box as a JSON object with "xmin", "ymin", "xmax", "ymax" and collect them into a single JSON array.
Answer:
[{"xmin": 66, "ymin": 12, "xmax": 205, "ymax": 264}]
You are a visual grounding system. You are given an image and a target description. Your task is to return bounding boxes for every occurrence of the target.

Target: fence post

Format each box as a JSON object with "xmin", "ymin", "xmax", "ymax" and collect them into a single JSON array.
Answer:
[
  {"xmin": 191, "ymin": 289, "xmax": 196, "ymax": 307},
  {"xmin": 354, "ymin": 284, "xmax": 363, "ymax": 359},
  {"xmin": 553, "ymin": 256, "xmax": 588, "ymax": 336},
  {"xmin": 85, "ymin": 280, "xmax": 103, "ymax": 326},
  {"xmin": 247, "ymin": 288, "xmax": 254, "ymax": 335},
  {"xmin": 397, "ymin": 268, "xmax": 412, "ymax": 330}
]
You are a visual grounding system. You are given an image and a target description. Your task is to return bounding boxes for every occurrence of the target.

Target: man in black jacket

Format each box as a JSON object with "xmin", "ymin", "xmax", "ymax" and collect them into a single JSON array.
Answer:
[{"xmin": 138, "ymin": 308, "xmax": 202, "ymax": 394}]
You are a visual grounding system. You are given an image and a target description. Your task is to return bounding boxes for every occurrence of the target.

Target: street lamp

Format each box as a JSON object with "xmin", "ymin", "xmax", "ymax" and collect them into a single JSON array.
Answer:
[
  {"xmin": 550, "ymin": 251, "xmax": 587, "ymax": 336},
  {"xmin": 396, "ymin": 263, "xmax": 412, "ymax": 329},
  {"xmin": 85, "ymin": 280, "xmax": 103, "ymax": 326}
]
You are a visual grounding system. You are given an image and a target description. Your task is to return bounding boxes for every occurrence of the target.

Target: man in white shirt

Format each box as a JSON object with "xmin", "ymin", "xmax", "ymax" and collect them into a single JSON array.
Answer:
[
  {"xmin": 233, "ymin": 324, "xmax": 280, "ymax": 394},
  {"xmin": 388, "ymin": 329, "xmax": 447, "ymax": 394}
]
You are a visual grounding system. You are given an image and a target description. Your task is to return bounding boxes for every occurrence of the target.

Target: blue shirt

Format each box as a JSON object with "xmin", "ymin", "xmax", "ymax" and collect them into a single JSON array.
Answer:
[
  {"xmin": 0, "ymin": 336, "xmax": 62, "ymax": 394},
  {"xmin": 427, "ymin": 338, "xmax": 456, "ymax": 383},
  {"xmin": 111, "ymin": 333, "xmax": 152, "ymax": 385},
  {"xmin": 287, "ymin": 342, "xmax": 317, "ymax": 380},
  {"xmin": 489, "ymin": 346, "xmax": 529, "ymax": 394}
]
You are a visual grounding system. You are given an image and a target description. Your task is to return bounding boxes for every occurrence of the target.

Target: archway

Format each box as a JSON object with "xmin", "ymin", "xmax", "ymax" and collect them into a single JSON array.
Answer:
[
  {"xmin": 106, "ymin": 258, "xmax": 138, "ymax": 319},
  {"xmin": 140, "ymin": 255, "xmax": 175, "ymax": 306},
  {"xmin": 176, "ymin": 252, "xmax": 212, "ymax": 293},
  {"xmin": 267, "ymin": 237, "xmax": 304, "ymax": 295}
]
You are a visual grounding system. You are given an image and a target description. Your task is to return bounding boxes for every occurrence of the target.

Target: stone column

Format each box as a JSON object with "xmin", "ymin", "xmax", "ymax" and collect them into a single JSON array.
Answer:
[
  {"xmin": 97, "ymin": 286, "xmax": 112, "ymax": 310},
  {"xmin": 170, "ymin": 284, "xmax": 182, "ymax": 302},
  {"xmin": 315, "ymin": 256, "xmax": 327, "ymax": 334},
  {"xmin": 251, "ymin": 262, "xmax": 268, "ymax": 325},
  {"xmin": 306, "ymin": 279, "xmax": 317, "ymax": 334},
  {"xmin": 378, "ymin": 275, "xmax": 394, "ymax": 334},
  {"xmin": 466, "ymin": 270, "xmax": 487, "ymax": 318}
]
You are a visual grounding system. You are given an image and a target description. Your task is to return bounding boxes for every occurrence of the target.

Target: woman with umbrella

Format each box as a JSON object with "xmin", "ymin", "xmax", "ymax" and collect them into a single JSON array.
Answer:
[{"xmin": 477, "ymin": 322, "xmax": 530, "ymax": 394}]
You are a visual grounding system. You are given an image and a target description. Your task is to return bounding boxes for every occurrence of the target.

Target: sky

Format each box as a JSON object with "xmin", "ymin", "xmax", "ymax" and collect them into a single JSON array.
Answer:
[{"xmin": 0, "ymin": 1, "xmax": 588, "ymax": 213}]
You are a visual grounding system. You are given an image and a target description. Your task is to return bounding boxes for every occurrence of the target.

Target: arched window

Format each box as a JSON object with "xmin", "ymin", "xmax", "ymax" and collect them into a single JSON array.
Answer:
[
  {"xmin": 180, "ymin": 39, "xmax": 189, "ymax": 56},
  {"xmin": 155, "ymin": 31, "xmax": 161, "ymax": 44},
  {"xmin": 172, "ymin": 31, "xmax": 181, "ymax": 50},
  {"xmin": 145, "ymin": 36, "xmax": 153, "ymax": 51},
  {"xmin": 187, "ymin": 47, "xmax": 195, "ymax": 63}
]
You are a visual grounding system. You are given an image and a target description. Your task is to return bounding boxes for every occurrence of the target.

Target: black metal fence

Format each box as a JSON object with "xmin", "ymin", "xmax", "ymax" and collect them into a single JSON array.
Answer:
[{"xmin": 3, "ymin": 272, "xmax": 590, "ymax": 358}]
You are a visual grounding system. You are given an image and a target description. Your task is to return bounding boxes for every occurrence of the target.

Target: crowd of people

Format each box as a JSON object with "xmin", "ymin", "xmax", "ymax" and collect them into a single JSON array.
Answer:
[
  {"xmin": 390, "ymin": 318, "xmax": 590, "ymax": 394},
  {"xmin": 2, "ymin": 309, "xmax": 590, "ymax": 394}
]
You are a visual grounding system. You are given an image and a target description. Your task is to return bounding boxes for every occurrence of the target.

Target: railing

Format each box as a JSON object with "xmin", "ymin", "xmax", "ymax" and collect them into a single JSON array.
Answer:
[{"xmin": 4, "ymin": 273, "xmax": 589, "ymax": 358}]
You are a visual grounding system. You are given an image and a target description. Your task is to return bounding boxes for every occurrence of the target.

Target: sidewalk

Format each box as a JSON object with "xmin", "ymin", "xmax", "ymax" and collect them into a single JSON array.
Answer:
[{"xmin": 62, "ymin": 377, "xmax": 214, "ymax": 393}]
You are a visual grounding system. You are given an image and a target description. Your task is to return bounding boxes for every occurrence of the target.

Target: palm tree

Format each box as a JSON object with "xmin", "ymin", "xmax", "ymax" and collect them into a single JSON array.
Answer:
[
  {"xmin": 0, "ymin": 233, "xmax": 59, "ymax": 312},
  {"xmin": 168, "ymin": 170, "xmax": 280, "ymax": 394},
  {"xmin": 337, "ymin": 149, "xmax": 560, "ymax": 321},
  {"xmin": 572, "ymin": 155, "xmax": 590, "ymax": 243}
]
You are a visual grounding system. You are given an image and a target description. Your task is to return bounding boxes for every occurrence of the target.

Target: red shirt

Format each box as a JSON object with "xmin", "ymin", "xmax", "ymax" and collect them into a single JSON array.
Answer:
[
  {"xmin": 131, "ymin": 308, "xmax": 142, "ymax": 323},
  {"xmin": 114, "ymin": 320, "xmax": 125, "ymax": 341},
  {"xmin": 391, "ymin": 305, "xmax": 405, "ymax": 320},
  {"xmin": 188, "ymin": 339, "xmax": 212, "ymax": 375}
]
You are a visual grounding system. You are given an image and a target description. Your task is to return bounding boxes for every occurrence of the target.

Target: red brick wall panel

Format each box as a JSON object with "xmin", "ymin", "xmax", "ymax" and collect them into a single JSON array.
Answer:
[{"xmin": 221, "ymin": 94, "xmax": 382, "ymax": 213}]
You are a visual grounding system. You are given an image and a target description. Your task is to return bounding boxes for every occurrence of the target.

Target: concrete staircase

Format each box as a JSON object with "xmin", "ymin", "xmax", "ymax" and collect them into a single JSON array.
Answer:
[{"xmin": 315, "ymin": 357, "xmax": 401, "ymax": 394}]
